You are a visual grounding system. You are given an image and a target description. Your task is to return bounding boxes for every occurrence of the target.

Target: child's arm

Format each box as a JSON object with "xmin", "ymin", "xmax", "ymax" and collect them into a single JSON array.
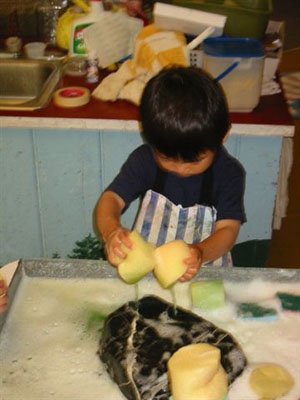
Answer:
[
  {"xmin": 197, "ymin": 219, "xmax": 241, "ymax": 263},
  {"xmin": 180, "ymin": 219, "xmax": 241, "ymax": 281},
  {"xmin": 95, "ymin": 191, "xmax": 133, "ymax": 266},
  {"xmin": 0, "ymin": 276, "xmax": 8, "ymax": 313}
]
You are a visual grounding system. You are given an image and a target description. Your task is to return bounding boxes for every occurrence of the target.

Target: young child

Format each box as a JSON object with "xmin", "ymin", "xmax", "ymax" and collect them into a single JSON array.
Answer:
[{"xmin": 95, "ymin": 66, "xmax": 246, "ymax": 281}]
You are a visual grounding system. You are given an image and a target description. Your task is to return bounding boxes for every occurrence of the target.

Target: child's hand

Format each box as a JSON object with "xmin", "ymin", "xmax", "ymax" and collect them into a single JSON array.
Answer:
[
  {"xmin": 179, "ymin": 244, "xmax": 203, "ymax": 282},
  {"xmin": 0, "ymin": 277, "xmax": 8, "ymax": 313},
  {"xmin": 104, "ymin": 227, "xmax": 133, "ymax": 267}
]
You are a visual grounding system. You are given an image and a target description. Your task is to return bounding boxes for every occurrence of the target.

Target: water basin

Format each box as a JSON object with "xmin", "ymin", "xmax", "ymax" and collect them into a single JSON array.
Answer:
[{"xmin": 0, "ymin": 58, "xmax": 62, "ymax": 110}]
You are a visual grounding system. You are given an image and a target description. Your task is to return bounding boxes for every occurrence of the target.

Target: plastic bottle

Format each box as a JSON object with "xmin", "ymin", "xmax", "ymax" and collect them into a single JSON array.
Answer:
[
  {"xmin": 86, "ymin": 50, "xmax": 99, "ymax": 83},
  {"xmin": 69, "ymin": 0, "xmax": 104, "ymax": 57}
]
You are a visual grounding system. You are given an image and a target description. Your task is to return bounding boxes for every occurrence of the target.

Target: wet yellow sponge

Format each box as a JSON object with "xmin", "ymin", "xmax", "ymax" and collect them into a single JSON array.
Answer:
[
  {"xmin": 191, "ymin": 280, "xmax": 225, "ymax": 310},
  {"xmin": 116, "ymin": 234, "xmax": 191, "ymax": 287},
  {"xmin": 117, "ymin": 231, "xmax": 156, "ymax": 284},
  {"xmin": 168, "ymin": 343, "xmax": 228, "ymax": 400},
  {"xmin": 154, "ymin": 240, "xmax": 190, "ymax": 288}
]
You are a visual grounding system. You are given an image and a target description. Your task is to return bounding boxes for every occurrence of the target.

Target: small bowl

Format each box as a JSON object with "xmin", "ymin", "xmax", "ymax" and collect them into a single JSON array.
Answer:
[
  {"xmin": 24, "ymin": 42, "xmax": 46, "ymax": 59},
  {"xmin": 5, "ymin": 36, "xmax": 22, "ymax": 53}
]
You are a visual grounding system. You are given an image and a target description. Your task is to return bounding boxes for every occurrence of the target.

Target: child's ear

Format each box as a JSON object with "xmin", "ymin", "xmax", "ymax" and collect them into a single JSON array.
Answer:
[{"xmin": 222, "ymin": 129, "xmax": 231, "ymax": 144}]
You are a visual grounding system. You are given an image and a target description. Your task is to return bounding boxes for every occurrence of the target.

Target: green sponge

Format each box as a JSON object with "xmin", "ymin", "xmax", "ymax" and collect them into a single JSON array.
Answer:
[
  {"xmin": 236, "ymin": 303, "xmax": 278, "ymax": 321},
  {"xmin": 191, "ymin": 280, "xmax": 225, "ymax": 310},
  {"xmin": 277, "ymin": 292, "xmax": 300, "ymax": 312}
]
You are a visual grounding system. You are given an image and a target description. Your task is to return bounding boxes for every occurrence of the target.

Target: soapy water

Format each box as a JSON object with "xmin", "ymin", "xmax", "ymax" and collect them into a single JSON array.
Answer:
[{"xmin": 0, "ymin": 277, "xmax": 300, "ymax": 400}]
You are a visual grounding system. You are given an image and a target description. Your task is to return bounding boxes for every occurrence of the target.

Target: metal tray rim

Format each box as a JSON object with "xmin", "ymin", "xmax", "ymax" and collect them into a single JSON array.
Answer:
[{"xmin": 1, "ymin": 258, "xmax": 299, "ymax": 332}]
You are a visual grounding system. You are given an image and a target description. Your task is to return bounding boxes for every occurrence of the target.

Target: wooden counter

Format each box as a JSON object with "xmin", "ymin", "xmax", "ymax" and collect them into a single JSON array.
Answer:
[{"xmin": 0, "ymin": 73, "xmax": 295, "ymax": 136}]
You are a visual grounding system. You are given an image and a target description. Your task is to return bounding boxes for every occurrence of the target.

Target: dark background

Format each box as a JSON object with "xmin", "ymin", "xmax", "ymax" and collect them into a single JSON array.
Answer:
[{"xmin": 0, "ymin": 1, "xmax": 299, "ymax": 50}]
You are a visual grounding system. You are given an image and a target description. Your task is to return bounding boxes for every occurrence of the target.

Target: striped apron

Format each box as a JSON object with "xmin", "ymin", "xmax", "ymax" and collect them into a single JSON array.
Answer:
[{"xmin": 134, "ymin": 168, "xmax": 232, "ymax": 267}]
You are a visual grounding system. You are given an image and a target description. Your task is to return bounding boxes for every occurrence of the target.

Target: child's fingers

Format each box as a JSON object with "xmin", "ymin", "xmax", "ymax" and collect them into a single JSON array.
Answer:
[
  {"xmin": 0, "ymin": 305, "xmax": 7, "ymax": 313},
  {"xmin": 119, "ymin": 230, "xmax": 133, "ymax": 249},
  {"xmin": 0, "ymin": 291, "xmax": 8, "ymax": 301},
  {"xmin": 0, "ymin": 278, "xmax": 7, "ymax": 292},
  {"xmin": 186, "ymin": 245, "xmax": 202, "ymax": 261},
  {"xmin": 0, "ymin": 280, "xmax": 8, "ymax": 313},
  {"xmin": 106, "ymin": 229, "xmax": 133, "ymax": 265},
  {"xmin": 179, "ymin": 265, "xmax": 199, "ymax": 282},
  {"xmin": 180, "ymin": 255, "xmax": 201, "ymax": 281},
  {"xmin": 113, "ymin": 244, "xmax": 127, "ymax": 258},
  {"xmin": 112, "ymin": 231, "xmax": 132, "ymax": 257}
]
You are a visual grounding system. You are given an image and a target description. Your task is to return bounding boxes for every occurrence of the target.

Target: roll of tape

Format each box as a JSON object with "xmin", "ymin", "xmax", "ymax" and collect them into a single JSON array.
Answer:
[{"xmin": 53, "ymin": 86, "xmax": 90, "ymax": 108}]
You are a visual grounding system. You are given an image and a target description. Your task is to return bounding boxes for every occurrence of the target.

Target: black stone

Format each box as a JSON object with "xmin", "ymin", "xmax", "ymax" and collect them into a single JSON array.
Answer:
[{"xmin": 99, "ymin": 295, "xmax": 247, "ymax": 400}]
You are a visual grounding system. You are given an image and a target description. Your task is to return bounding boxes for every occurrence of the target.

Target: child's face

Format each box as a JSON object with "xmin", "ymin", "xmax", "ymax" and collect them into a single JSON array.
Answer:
[{"xmin": 154, "ymin": 150, "xmax": 216, "ymax": 177}]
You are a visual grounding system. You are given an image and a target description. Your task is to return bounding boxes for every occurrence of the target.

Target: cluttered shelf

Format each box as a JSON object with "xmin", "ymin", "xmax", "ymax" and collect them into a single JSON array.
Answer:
[
  {"xmin": 0, "ymin": 0, "xmax": 293, "ymax": 134},
  {"xmin": 0, "ymin": 71, "xmax": 294, "ymax": 135}
]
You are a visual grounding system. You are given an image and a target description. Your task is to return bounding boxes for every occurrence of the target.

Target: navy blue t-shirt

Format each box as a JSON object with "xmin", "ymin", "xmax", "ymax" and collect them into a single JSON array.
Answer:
[{"xmin": 106, "ymin": 144, "xmax": 246, "ymax": 223}]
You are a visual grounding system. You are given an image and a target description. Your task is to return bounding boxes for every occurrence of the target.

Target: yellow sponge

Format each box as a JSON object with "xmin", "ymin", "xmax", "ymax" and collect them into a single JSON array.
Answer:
[
  {"xmin": 168, "ymin": 343, "xmax": 228, "ymax": 400},
  {"xmin": 117, "ymin": 231, "xmax": 156, "ymax": 284},
  {"xmin": 154, "ymin": 240, "xmax": 190, "ymax": 288}
]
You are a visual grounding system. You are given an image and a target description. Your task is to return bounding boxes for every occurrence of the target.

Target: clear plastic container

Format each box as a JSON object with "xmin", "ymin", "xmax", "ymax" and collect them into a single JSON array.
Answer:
[
  {"xmin": 24, "ymin": 42, "xmax": 46, "ymax": 59},
  {"xmin": 203, "ymin": 37, "xmax": 265, "ymax": 112},
  {"xmin": 65, "ymin": 57, "xmax": 87, "ymax": 76}
]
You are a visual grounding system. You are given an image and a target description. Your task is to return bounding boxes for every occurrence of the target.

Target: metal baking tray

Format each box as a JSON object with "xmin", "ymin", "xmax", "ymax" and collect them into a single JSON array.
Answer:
[{"xmin": 1, "ymin": 258, "xmax": 300, "ymax": 333}]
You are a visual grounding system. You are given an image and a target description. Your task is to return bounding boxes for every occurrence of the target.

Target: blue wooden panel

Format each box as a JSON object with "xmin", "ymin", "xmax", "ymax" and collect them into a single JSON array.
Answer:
[
  {"xmin": 0, "ymin": 127, "xmax": 283, "ymax": 266},
  {"xmin": 100, "ymin": 130, "xmax": 143, "ymax": 229},
  {"xmin": 32, "ymin": 129, "xmax": 102, "ymax": 258},
  {"xmin": 226, "ymin": 135, "xmax": 282, "ymax": 242},
  {"xmin": 101, "ymin": 130, "xmax": 143, "ymax": 186},
  {"xmin": 0, "ymin": 128, "xmax": 43, "ymax": 264}
]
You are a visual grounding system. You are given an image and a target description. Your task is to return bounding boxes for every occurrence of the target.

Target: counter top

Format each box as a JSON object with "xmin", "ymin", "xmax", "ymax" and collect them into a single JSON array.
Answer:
[{"xmin": 0, "ymin": 73, "xmax": 295, "ymax": 136}]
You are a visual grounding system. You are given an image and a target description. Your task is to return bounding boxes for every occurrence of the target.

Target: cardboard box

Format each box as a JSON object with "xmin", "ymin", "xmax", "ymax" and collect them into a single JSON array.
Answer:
[
  {"xmin": 153, "ymin": 2, "xmax": 226, "ymax": 36},
  {"xmin": 168, "ymin": 0, "xmax": 272, "ymax": 40}
]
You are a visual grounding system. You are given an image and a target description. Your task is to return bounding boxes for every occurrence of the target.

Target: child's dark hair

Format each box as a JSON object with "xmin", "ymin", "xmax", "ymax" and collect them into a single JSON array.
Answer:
[{"xmin": 140, "ymin": 66, "xmax": 231, "ymax": 162}]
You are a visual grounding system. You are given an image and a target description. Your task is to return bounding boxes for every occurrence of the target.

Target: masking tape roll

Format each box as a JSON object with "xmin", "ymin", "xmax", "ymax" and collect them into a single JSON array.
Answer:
[{"xmin": 53, "ymin": 86, "xmax": 90, "ymax": 108}]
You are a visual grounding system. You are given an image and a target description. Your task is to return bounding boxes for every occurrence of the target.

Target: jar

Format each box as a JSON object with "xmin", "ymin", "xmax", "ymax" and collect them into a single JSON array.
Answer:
[{"xmin": 65, "ymin": 57, "xmax": 87, "ymax": 77}]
